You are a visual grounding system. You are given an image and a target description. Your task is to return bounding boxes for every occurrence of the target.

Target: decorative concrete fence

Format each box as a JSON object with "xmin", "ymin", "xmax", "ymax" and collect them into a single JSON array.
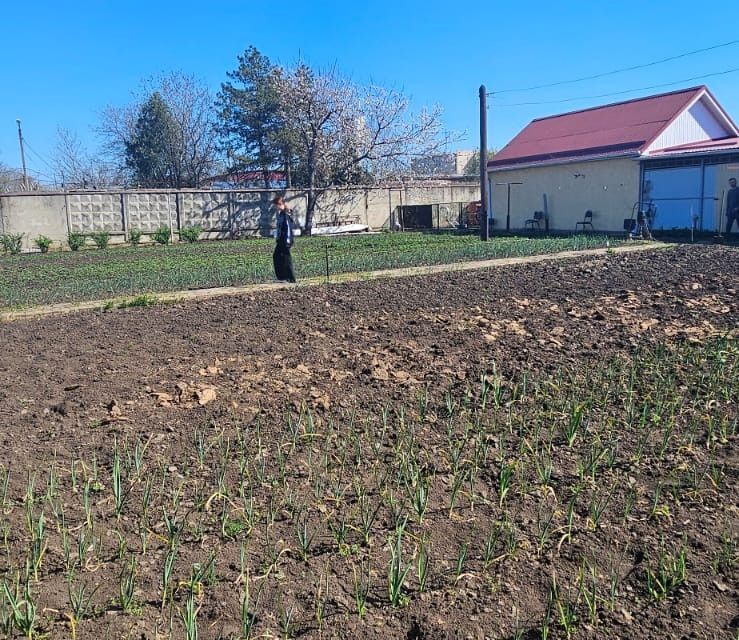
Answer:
[{"xmin": 0, "ymin": 183, "xmax": 480, "ymax": 250}]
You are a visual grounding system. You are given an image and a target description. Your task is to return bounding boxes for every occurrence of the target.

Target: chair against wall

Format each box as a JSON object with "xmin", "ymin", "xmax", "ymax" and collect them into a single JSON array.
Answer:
[
  {"xmin": 525, "ymin": 210, "xmax": 544, "ymax": 230},
  {"xmin": 575, "ymin": 210, "xmax": 594, "ymax": 232}
]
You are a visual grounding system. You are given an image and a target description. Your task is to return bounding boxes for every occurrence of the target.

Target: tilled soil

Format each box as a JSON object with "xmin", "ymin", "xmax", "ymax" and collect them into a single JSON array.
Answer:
[{"xmin": 0, "ymin": 243, "xmax": 737, "ymax": 639}]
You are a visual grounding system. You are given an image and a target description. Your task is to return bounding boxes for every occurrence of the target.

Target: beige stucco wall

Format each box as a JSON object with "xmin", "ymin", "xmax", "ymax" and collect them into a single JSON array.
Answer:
[{"xmin": 489, "ymin": 157, "xmax": 640, "ymax": 233}]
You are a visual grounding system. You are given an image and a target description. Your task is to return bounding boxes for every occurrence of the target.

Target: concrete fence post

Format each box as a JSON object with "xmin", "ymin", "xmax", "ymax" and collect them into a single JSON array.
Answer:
[
  {"xmin": 120, "ymin": 192, "xmax": 128, "ymax": 241},
  {"xmin": 176, "ymin": 192, "xmax": 183, "ymax": 235},
  {"xmin": 63, "ymin": 192, "xmax": 71, "ymax": 236},
  {"xmin": 227, "ymin": 190, "xmax": 234, "ymax": 238},
  {"xmin": 167, "ymin": 192, "xmax": 176, "ymax": 242},
  {"xmin": 387, "ymin": 188, "xmax": 393, "ymax": 230}
]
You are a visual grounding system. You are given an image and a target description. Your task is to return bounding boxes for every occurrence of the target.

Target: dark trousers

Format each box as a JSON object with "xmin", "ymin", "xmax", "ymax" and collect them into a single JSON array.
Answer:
[
  {"xmin": 727, "ymin": 211, "xmax": 738, "ymax": 237},
  {"xmin": 273, "ymin": 244, "xmax": 296, "ymax": 282}
]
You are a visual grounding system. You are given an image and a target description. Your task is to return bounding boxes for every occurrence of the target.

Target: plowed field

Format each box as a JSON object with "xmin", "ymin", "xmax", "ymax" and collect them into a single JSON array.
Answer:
[{"xmin": 0, "ymin": 244, "xmax": 736, "ymax": 639}]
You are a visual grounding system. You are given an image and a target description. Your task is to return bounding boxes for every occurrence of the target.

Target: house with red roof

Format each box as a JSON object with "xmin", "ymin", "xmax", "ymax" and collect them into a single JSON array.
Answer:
[{"xmin": 487, "ymin": 86, "xmax": 739, "ymax": 233}]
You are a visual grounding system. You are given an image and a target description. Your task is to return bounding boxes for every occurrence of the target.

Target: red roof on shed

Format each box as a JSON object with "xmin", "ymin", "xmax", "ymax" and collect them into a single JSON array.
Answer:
[{"xmin": 488, "ymin": 86, "xmax": 706, "ymax": 169}]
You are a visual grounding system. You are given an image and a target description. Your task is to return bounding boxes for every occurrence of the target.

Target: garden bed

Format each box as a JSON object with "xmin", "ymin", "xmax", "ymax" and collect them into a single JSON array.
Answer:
[
  {"xmin": 0, "ymin": 233, "xmax": 619, "ymax": 308},
  {"xmin": 0, "ymin": 244, "xmax": 736, "ymax": 639}
]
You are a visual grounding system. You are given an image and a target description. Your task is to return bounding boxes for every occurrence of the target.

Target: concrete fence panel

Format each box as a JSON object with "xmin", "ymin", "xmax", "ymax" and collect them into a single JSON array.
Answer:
[
  {"xmin": 232, "ymin": 191, "xmax": 274, "ymax": 236},
  {"xmin": 0, "ymin": 194, "xmax": 68, "ymax": 250},
  {"xmin": 68, "ymin": 193, "xmax": 122, "ymax": 234},
  {"xmin": 314, "ymin": 190, "xmax": 366, "ymax": 226},
  {"xmin": 181, "ymin": 192, "xmax": 230, "ymax": 231},
  {"xmin": 0, "ymin": 182, "xmax": 479, "ymax": 250},
  {"xmin": 126, "ymin": 193, "xmax": 173, "ymax": 234}
]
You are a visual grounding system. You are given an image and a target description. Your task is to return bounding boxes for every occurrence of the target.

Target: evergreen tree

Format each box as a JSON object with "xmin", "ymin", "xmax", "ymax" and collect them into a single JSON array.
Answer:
[
  {"xmin": 125, "ymin": 92, "xmax": 179, "ymax": 188},
  {"xmin": 217, "ymin": 47, "xmax": 287, "ymax": 188}
]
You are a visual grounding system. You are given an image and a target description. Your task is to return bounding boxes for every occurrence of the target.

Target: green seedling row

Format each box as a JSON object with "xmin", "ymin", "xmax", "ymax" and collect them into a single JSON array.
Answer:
[
  {"xmin": 0, "ymin": 337, "xmax": 734, "ymax": 638},
  {"xmin": 0, "ymin": 233, "xmax": 620, "ymax": 308}
]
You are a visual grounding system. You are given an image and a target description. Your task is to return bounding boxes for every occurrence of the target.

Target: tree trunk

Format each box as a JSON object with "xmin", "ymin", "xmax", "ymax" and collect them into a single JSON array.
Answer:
[
  {"xmin": 304, "ymin": 188, "xmax": 316, "ymax": 236},
  {"xmin": 304, "ymin": 150, "xmax": 316, "ymax": 236},
  {"xmin": 259, "ymin": 142, "xmax": 271, "ymax": 190},
  {"xmin": 284, "ymin": 154, "xmax": 292, "ymax": 188}
]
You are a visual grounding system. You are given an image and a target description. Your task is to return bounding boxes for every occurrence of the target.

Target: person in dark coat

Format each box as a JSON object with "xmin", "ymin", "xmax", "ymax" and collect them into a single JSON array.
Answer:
[
  {"xmin": 272, "ymin": 196, "xmax": 297, "ymax": 282},
  {"xmin": 726, "ymin": 177, "xmax": 739, "ymax": 238}
]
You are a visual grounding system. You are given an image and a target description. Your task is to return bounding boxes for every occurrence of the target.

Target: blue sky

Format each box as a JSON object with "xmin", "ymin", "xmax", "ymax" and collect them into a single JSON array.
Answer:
[{"xmin": 2, "ymin": 0, "xmax": 738, "ymax": 183}]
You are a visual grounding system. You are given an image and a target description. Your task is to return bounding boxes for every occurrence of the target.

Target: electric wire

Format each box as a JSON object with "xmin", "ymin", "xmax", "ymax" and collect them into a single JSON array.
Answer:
[
  {"xmin": 16, "ymin": 136, "xmax": 61, "ymax": 186},
  {"xmin": 22, "ymin": 138, "xmax": 56, "ymax": 172},
  {"xmin": 24, "ymin": 167, "xmax": 57, "ymax": 184},
  {"xmin": 490, "ymin": 39, "xmax": 739, "ymax": 94},
  {"xmin": 490, "ymin": 67, "xmax": 739, "ymax": 107}
]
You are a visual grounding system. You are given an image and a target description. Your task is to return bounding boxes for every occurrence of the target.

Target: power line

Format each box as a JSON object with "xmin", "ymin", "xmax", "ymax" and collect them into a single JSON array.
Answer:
[
  {"xmin": 490, "ymin": 39, "xmax": 739, "ymax": 94},
  {"xmin": 26, "ymin": 167, "xmax": 53, "ymax": 179},
  {"xmin": 490, "ymin": 67, "xmax": 739, "ymax": 107},
  {"xmin": 25, "ymin": 167, "xmax": 57, "ymax": 183},
  {"xmin": 21, "ymin": 137, "xmax": 61, "ymax": 185},
  {"xmin": 22, "ymin": 138, "xmax": 56, "ymax": 173}
]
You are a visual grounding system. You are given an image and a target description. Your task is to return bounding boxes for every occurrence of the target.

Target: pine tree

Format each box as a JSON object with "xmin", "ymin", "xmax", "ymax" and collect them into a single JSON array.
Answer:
[
  {"xmin": 218, "ymin": 47, "xmax": 287, "ymax": 188},
  {"xmin": 125, "ymin": 92, "xmax": 179, "ymax": 188}
]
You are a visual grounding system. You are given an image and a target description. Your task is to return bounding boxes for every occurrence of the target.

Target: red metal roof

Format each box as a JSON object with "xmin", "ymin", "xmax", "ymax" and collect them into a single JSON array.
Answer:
[
  {"xmin": 488, "ymin": 86, "xmax": 706, "ymax": 169},
  {"xmin": 648, "ymin": 136, "xmax": 739, "ymax": 155}
]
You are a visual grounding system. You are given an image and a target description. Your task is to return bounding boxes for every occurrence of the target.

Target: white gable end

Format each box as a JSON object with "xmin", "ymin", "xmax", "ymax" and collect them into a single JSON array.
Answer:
[{"xmin": 645, "ymin": 95, "xmax": 733, "ymax": 154}]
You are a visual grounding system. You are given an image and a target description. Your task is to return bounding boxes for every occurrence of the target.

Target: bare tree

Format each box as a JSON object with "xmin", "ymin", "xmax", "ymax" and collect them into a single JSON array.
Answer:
[
  {"xmin": 99, "ymin": 72, "xmax": 221, "ymax": 188},
  {"xmin": 0, "ymin": 162, "xmax": 39, "ymax": 193},
  {"xmin": 277, "ymin": 65, "xmax": 453, "ymax": 234},
  {"xmin": 52, "ymin": 128, "xmax": 123, "ymax": 188},
  {"xmin": 98, "ymin": 101, "xmax": 136, "ymax": 173}
]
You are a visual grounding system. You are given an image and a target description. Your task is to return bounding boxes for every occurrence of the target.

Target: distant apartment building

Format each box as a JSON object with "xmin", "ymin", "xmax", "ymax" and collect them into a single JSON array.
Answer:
[{"xmin": 412, "ymin": 150, "xmax": 476, "ymax": 176}]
